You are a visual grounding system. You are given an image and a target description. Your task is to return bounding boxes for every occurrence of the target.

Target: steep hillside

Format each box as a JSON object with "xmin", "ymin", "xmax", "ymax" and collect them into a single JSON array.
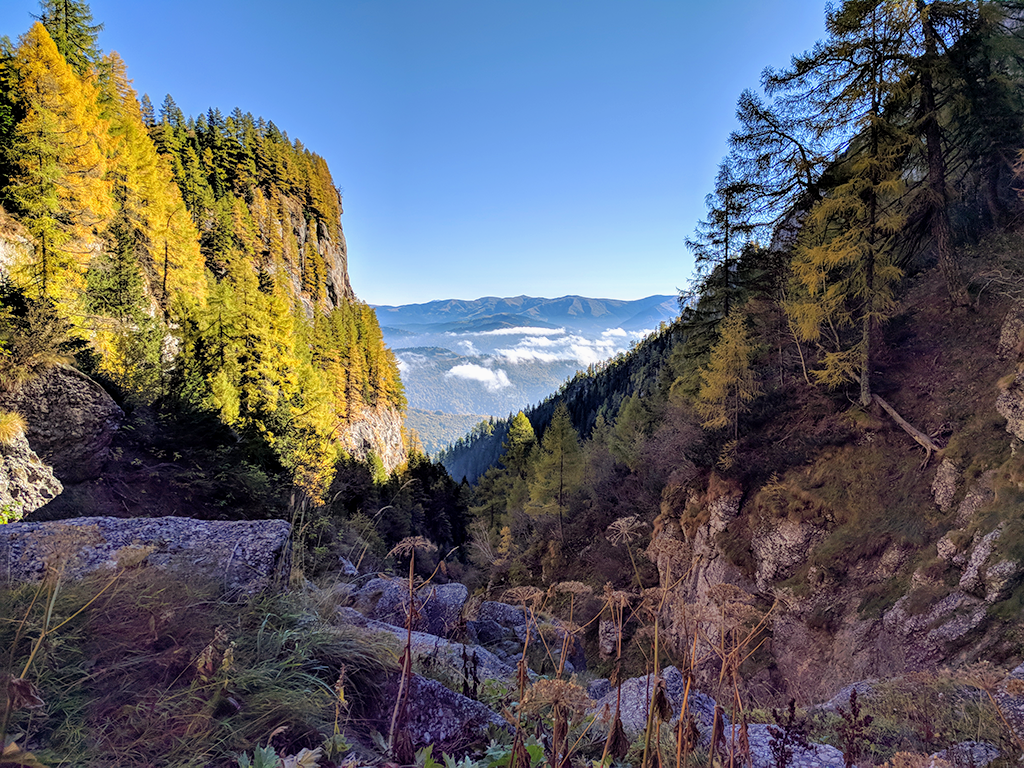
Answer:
[
  {"xmin": 0, "ymin": 14, "xmax": 406, "ymax": 515},
  {"xmin": 452, "ymin": 0, "xmax": 1024, "ymax": 707}
]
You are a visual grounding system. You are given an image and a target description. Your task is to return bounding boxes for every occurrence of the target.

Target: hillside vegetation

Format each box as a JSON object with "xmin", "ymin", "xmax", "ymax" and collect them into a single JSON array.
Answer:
[
  {"xmin": 0, "ymin": 6, "xmax": 404, "ymax": 505},
  {"xmin": 443, "ymin": 0, "xmax": 1024, "ymax": 702}
]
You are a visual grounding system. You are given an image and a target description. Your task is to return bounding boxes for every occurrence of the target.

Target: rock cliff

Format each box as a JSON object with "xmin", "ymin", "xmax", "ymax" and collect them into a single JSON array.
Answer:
[
  {"xmin": 341, "ymin": 405, "xmax": 406, "ymax": 474},
  {"xmin": 647, "ymin": 299, "xmax": 1024, "ymax": 703}
]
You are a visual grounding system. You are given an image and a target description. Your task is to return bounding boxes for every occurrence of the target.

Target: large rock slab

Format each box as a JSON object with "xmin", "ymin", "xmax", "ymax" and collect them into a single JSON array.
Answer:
[
  {"xmin": 0, "ymin": 430, "xmax": 62, "ymax": 520},
  {"xmin": 0, "ymin": 516, "xmax": 291, "ymax": 595},
  {"xmin": 0, "ymin": 365, "xmax": 123, "ymax": 483}
]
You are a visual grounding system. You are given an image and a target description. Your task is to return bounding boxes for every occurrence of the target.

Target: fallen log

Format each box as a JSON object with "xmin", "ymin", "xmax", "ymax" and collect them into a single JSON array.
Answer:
[{"xmin": 872, "ymin": 393, "xmax": 942, "ymax": 466}]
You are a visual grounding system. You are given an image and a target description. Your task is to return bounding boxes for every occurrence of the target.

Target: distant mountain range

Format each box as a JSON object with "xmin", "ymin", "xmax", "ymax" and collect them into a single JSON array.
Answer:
[
  {"xmin": 375, "ymin": 295, "xmax": 680, "ymax": 449},
  {"xmin": 374, "ymin": 295, "xmax": 678, "ymax": 335}
]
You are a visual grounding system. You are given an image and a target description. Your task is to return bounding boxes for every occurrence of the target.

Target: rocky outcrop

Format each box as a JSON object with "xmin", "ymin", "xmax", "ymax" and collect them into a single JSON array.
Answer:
[
  {"xmin": 0, "ymin": 430, "xmax": 62, "ymax": 519},
  {"xmin": 997, "ymin": 369, "xmax": 1024, "ymax": 443},
  {"xmin": 275, "ymin": 195, "xmax": 353, "ymax": 315},
  {"xmin": 997, "ymin": 301, "xmax": 1024, "ymax": 361},
  {"xmin": 932, "ymin": 458, "xmax": 960, "ymax": 512},
  {"xmin": 340, "ymin": 406, "xmax": 406, "ymax": 475},
  {"xmin": 351, "ymin": 577, "xmax": 468, "ymax": 639},
  {"xmin": 0, "ymin": 516, "xmax": 291, "ymax": 595},
  {"xmin": 0, "ymin": 365, "xmax": 123, "ymax": 484},
  {"xmin": 752, "ymin": 518, "xmax": 828, "ymax": 592}
]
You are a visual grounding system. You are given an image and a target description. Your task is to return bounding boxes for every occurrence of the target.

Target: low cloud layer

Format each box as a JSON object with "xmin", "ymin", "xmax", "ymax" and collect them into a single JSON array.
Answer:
[
  {"xmin": 495, "ymin": 327, "xmax": 650, "ymax": 367},
  {"xmin": 446, "ymin": 363, "xmax": 512, "ymax": 391}
]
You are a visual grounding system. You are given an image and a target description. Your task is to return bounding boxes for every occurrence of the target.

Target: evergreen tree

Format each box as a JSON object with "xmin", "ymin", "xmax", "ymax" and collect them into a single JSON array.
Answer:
[
  {"xmin": 686, "ymin": 158, "xmax": 759, "ymax": 321},
  {"xmin": 35, "ymin": 0, "xmax": 103, "ymax": 75},
  {"xmin": 528, "ymin": 402, "xmax": 583, "ymax": 540}
]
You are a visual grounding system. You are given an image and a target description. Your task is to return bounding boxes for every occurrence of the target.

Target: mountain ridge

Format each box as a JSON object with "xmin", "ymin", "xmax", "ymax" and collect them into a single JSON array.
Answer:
[{"xmin": 374, "ymin": 294, "xmax": 678, "ymax": 334}]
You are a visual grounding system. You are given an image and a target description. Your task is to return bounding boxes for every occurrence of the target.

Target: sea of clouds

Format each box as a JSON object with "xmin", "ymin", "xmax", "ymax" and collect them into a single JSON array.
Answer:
[{"xmin": 441, "ymin": 326, "xmax": 651, "ymax": 390}]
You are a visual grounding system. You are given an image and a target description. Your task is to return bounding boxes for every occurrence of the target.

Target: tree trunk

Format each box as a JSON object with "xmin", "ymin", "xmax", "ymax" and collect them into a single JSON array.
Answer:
[{"xmin": 918, "ymin": 0, "xmax": 970, "ymax": 307}]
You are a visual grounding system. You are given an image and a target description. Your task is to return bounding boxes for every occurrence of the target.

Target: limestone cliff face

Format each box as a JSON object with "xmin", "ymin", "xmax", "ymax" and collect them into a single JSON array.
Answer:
[
  {"xmin": 274, "ymin": 194, "xmax": 354, "ymax": 315},
  {"xmin": 647, "ymin": 300, "xmax": 1024, "ymax": 702},
  {"xmin": 340, "ymin": 406, "xmax": 406, "ymax": 475}
]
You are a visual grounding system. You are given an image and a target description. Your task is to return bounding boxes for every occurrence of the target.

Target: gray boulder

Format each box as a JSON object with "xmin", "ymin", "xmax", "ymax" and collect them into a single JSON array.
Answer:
[
  {"xmin": 0, "ymin": 516, "xmax": 291, "ymax": 595},
  {"xmin": 590, "ymin": 666, "xmax": 721, "ymax": 738},
  {"xmin": 0, "ymin": 430, "xmax": 62, "ymax": 519},
  {"xmin": 721, "ymin": 722, "xmax": 845, "ymax": 768},
  {"xmin": 478, "ymin": 600, "xmax": 527, "ymax": 627},
  {"xmin": 353, "ymin": 577, "xmax": 468, "ymax": 639},
  {"xmin": 0, "ymin": 365, "xmax": 123, "ymax": 483},
  {"xmin": 376, "ymin": 673, "xmax": 510, "ymax": 756},
  {"xmin": 336, "ymin": 606, "xmax": 519, "ymax": 685}
]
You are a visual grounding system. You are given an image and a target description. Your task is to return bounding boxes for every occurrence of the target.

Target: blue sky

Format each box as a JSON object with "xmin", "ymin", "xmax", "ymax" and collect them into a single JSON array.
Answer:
[{"xmin": 0, "ymin": 1, "xmax": 827, "ymax": 305}]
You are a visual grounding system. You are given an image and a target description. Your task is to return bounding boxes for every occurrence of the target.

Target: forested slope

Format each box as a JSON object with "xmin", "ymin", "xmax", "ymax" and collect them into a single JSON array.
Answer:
[
  {"xmin": 452, "ymin": 0, "xmax": 1024, "ymax": 702},
  {"xmin": 0, "ymin": 7, "xmax": 404, "ymax": 505}
]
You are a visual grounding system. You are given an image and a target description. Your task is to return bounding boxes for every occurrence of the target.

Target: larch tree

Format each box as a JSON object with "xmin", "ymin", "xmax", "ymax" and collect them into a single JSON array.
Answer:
[
  {"xmin": 772, "ymin": 0, "xmax": 910, "ymax": 406},
  {"xmin": 4, "ymin": 22, "xmax": 110, "ymax": 306},
  {"xmin": 696, "ymin": 307, "xmax": 760, "ymax": 442},
  {"xmin": 528, "ymin": 402, "xmax": 583, "ymax": 540}
]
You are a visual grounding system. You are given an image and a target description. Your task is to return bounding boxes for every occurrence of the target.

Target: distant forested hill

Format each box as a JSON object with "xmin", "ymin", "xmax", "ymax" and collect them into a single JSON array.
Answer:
[
  {"xmin": 437, "ymin": 320, "xmax": 683, "ymax": 482},
  {"xmin": 404, "ymin": 409, "xmax": 492, "ymax": 456}
]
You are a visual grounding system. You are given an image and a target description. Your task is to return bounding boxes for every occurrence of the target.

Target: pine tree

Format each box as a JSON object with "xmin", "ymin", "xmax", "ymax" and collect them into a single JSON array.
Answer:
[{"xmin": 35, "ymin": 0, "xmax": 103, "ymax": 75}]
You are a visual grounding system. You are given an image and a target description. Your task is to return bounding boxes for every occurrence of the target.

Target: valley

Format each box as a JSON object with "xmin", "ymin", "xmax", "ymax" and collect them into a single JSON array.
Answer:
[{"xmin": 380, "ymin": 295, "xmax": 679, "ymax": 449}]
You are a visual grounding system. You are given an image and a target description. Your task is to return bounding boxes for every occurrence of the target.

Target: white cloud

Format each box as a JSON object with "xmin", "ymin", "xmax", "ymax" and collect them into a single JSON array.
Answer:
[
  {"xmin": 602, "ymin": 327, "xmax": 628, "ymax": 337},
  {"xmin": 471, "ymin": 326, "xmax": 566, "ymax": 337},
  {"xmin": 495, "ymin": 332, "xmax": 624, "ymax": 367},
  {"xmin": 446, "ymin": 363, "xmax": 512, "ymax": 391},
  {"xmin": 456, "ymin": 339, "xmax": 479, "ymax": 355}
]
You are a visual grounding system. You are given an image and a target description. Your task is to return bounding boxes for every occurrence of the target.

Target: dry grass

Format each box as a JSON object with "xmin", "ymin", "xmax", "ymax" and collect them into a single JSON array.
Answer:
[{"xmin": 0, "ymin": 410, "xmax": 26, "ymax": 446}]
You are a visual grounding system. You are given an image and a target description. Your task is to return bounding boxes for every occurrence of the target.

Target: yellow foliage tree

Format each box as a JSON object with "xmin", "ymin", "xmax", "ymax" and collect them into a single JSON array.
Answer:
[
  {"xmin": 696, "ymin": 307, "xmax": 759, "ymax": 441},
  {"xmin": 4, "ymin": 22, "xmax": 111, "ymax": 306}
]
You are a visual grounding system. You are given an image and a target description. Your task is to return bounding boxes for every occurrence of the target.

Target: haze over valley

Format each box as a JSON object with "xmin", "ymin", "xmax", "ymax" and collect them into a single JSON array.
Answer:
[{"xmin": 380, "ymin": 294, "xmax": 678, "ymax": 425}]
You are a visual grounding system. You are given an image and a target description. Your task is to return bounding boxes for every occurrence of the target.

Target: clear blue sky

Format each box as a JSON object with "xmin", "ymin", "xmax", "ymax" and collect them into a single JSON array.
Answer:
[{"xmin": 0, "ymin": 1, "xmax": 827, "ymax": 305}]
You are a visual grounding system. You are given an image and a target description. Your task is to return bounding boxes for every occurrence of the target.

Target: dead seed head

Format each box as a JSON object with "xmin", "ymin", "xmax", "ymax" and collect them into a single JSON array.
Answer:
[
  {"xmin": 523, "ymin": 679, "xmax": 591, "ymax": 717},
  {"xmin": 602, "ymin": 583, "xmax": 634, "ymax": 609},
  {"xmin": 388, "ymin": 536, "xmax": 438, "ymax": 559},
  {"xmin": 551, "ymin": 580, "xmax": 593, "ymax": 597},
  {"xmin": 607, "ymin": 515, "xmax": 647, "ymax": 545},
  {"xmin": 956, "ymin": 661, "xmax": 1006, "ymax": 693},
  {"xmin": 502, "ymin": 586, "xmax": 544, "ymax": 606}
]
